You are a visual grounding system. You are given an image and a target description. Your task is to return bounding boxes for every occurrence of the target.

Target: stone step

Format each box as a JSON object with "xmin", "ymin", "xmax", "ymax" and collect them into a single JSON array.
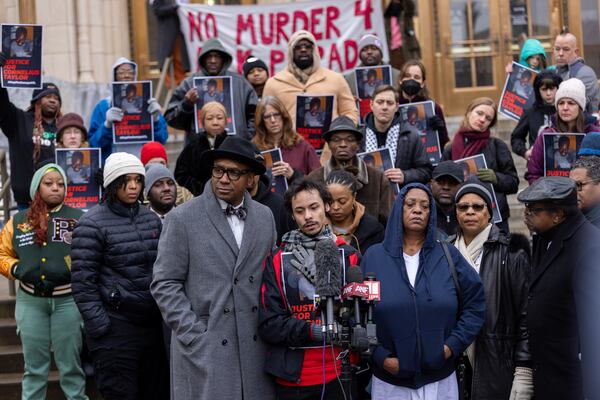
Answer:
[
  {"xmin": 0, "ymin": 297, "xmax": 15, "ymax": 319},
  {"xmin": 0, "ymin": 370, "xmax": 100, "ymax": 400},
  {"xmin": 0, "ymin": 318, "xmax": 18, "ymax": 346}
]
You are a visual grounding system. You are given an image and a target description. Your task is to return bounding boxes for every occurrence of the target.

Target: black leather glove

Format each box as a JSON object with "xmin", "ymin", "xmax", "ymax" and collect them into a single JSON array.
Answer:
[{"xmin": 428, "ymin": 115, "xmax": 445, "ymax": 130}]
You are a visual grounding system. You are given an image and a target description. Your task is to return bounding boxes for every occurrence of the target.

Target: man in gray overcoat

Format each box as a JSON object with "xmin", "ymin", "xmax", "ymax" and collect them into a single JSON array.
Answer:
[{"xmin": 151, "ymin": 137, "xmax": 277, "ymax": 400}]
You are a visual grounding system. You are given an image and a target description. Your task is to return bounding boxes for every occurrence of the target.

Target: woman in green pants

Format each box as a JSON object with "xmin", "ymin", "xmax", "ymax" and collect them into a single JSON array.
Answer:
[{"xmin": 0, "ymin": 163, "xmax": 87, "ymax": 400}]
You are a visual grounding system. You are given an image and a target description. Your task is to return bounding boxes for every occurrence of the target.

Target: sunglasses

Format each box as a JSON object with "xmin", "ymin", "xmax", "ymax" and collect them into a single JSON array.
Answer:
[{"xmin": 456, "ymin": 202, "xmax": 486, "ymax": 213}]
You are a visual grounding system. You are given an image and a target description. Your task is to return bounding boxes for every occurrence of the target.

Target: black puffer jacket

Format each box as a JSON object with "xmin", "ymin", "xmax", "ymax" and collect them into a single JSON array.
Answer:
[
  {"xmin": 451, "ymin": 226, "xmax": 532, "ymax": 399},
  {"xmin": 71, "ymin": 201, "xmax": 163, "ymax": 339}
]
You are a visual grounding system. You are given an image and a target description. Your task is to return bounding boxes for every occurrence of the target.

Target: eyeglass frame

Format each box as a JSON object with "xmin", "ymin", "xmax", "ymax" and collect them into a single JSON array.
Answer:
[
  {"xmin": 263, "ymin": 112, "xmax": 282, "ymax": 121},
  {"xmin": 211, "ymin": 165, "xmax": 252, "ymax": 181},
  {"xmin": 574, "ymin": 177, "xmax": 600, "ymax": 191},
  {"xmin": 524, "ymin": 204, "xmax": 556, "ymax": 216}
]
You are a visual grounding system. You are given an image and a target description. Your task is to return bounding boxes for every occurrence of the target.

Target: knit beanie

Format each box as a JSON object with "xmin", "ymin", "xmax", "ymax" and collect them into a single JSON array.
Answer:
[
  {"xmin": 358, "ymin": 34, "xmax": 384, "ymax": 54},
  {"xmin": 144, "ymin": 164, "xmax": 175, "ymax": 198},
  {"xmin": 555, "ymin": 78, "xmax": 586, "ymax": 110},
  {"xmin": 30, "ymin": 163, "xmax": 67, "ymax": 200},
  {"xmin": 455, "ymin": 179, "xmax": 494, "ymax": 216},
  {"xmin": 31, "ymin": 82, "xmax": 62, "ymax": 105},
  {"xmin": 103, "ymin": 152, "xmax": 145, "ymax": 189},
  {"xmin": 578, "ymin": 132, "xmax": 600, "ymax": 156},
  {"xmin": 56, "ymin": 113, "xmax": 88, "ymax": 142},
  {"xmin": 140, "ymin": 141, "xmax": 168, "ymax": 166},
  {"xmin": 243, "ymin": 56, "xmax": 269, "ymax": 77}
]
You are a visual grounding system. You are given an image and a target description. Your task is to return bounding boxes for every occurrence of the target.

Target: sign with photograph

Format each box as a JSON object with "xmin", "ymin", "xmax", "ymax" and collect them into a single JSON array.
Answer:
[
  {"xmin": 542, "ymin": 133, "xmax": 585, "ymax": 177},
  {"xmin": 193, "ymin": 76, "xmax": 235, "ymax": 135},
  {"xmin": 112, "ymin": 81, "xmax": 154, "ymax": 144},
  {"xmin": 398, "ymin": 101, "xmax": 442, "ymax": 165},
  {"xmin": 355, "ymin": 65, "xmax": 392, "ymax": 122},
  {"xmin": 358, "ymin": 147, "xmax": 399, "ymax": 195},
  {"xmin": 261, "ymin": 148, "xmax": 288, "ymax": 196},
  {"xmin": 296, "ymin": 94, "xmax": 334, "ymax": 151},
  {"xmin": 499, "ymin": 62, "xmax": 538, "ymax": 121},
  {"xmin": 55, "ymin": 148, "xmax": 102, "ymax": 211},
  {"xmin": 1, "ymin": 24, "xmax": 43, "ymax": 89}
]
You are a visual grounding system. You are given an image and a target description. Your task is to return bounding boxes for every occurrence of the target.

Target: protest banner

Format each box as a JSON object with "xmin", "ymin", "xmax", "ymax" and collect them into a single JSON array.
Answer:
[
  {"xmin": 398, "ymin": 100, "xmax": 441, "ymax": 165},
  {"xmin": 499, "ymin": 62, "xmax": 538, "ymax": 121},
  {"xmin": 193, "ymin": 76, "xmax": 236, "ymax": 135},
  {"xmin": 454, "ymin": 154, "xmax": 502, "ymax": 224},
  {"xmin": 261, "ymin": 148, "xmax": 288, "ymax": 196},
  {"xmin": 55, "ymin": 148, "xmax": 102, "ymax": 211},
  {"xmin": 177, "ymin": 0, "xmax": 388, "ymax": 74},
  {"xmin": 1, "ymin": 24, "xmax": 43, "ymax": 89},
  {"xmin": 358, "ymin": 147, "xmax": 399, "ymax": 195},
  {"xmin": 112, "ymin": 81, "xmax": 153, "ymax": 144},
  {"xmin": 542, "ymin": 133, "xmax": 585, "ymax": 177},
  {"xmin": 355, "ymin": 65, "xmax": 392, "ymax": 123},
  {"xmin": 296, "ymin": 94, "xmax": 334, "ymax": 150}
]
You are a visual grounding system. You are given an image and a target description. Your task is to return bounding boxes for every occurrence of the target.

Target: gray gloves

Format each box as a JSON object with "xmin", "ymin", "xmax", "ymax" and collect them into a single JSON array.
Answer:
[
  {"xmin": 104, "ymin": 107, "xmax": 124, "ymax": 128},
  {"xmin": 509, "ymin": 367, "xmax": 534, "ymax": 400},
  {"xmin": 147, "ymin": 98, "xmax": 161, "ymax": 121}
]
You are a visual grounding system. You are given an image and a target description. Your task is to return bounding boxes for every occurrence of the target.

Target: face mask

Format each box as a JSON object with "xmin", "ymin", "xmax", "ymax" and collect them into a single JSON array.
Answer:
[{"xmin": 401, "ymin": 79, "xmax": 422, "ymax": 96}]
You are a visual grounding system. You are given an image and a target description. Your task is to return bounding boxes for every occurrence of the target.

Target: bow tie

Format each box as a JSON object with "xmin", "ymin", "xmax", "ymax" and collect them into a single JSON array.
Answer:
[{"xmin": 224, "ymin": 204, "xmax": 247, "ymax": 220}]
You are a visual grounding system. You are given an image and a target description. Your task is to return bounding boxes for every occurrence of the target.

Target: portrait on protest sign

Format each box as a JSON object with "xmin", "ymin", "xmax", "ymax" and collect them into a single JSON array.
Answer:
[
  {"xmin": 296, "ymin": 94, "xmax": 334, "ymax": 151},
  {"xmin": 499, "ymin": 62, "xmax": 538, "ymax": 121},
  {"xmin": 112, "ymin": 81, "xmax": 153, "ymax": 144},
  {"xmin": 358, "ymin": 147, "xmax": 399, "ymax": 195},
  {"xmin": 193, "ymin": 76, "xmax": 235, "ymax": 135},
  {"xmin": 355, "ymin": 65, "xmax": 392, "ymax": 122},
  {"xmin": 1, "ymin": 24, "xmax": 43, "ymax": 89},
  {"xmin": 261, "ymin": 148, "xmax": 288, "ymax": 196},
  {"xmin": 398, "ymin": 101, "xmax": 442, "ymax": 165},
  {"xmin": 454, "ymin": 154, "xmax": 503, "ymax": 224},
  {"xmin": 543, "ymin": 133, "xmax": 585, "ymax": 177},
  {"xmin": 55, "ymin": 148, "xmax": 102, "ymax": 211}
]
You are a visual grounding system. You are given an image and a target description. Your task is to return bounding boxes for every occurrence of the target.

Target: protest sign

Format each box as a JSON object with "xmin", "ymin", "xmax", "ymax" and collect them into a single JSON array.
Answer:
[
  {"xmin": 499, "ymin": 62, "xmax": 537, "ymax": 121},
  {"xmin": 193, "ymin": 76, "xmax": 235, "ymax": 135},
  {"xmin": 358, "ymin": 147, "xmax": 399, "ymax": 195},
  {"xmin": 261, "ymin": 148, "xmax": 288, "ymax": 196},
  {"xmin": 542, "ymin": 133, "xmax": 585, "ymax": 177},
  {"xmin": 112, "ymin": 81, "xmax": 153, "ymax": 144},
  {"xmin": 355, "ymin": 65, "xmax": 392, "ymax": 123},
  {"xmin": 1, "ymin": 24, "xmax": 43, "ymax": 89},
  {"xmin": 296, "ymin": 94, "xmax": 334, "ymax": 150},
  {"xmin": 55, "ymin": 148, "xmax": 102, "ymax": 211},
  {"xmin": 177, "ymin": 0, "xmax": 388, "ymax": 74},
  {"xmin": 398, "ymin": 101, "xmax": 441, "ymax": 165},
  {"xmin": 454, "ymin": 154, "xmax": 502, "ymax": 224}
]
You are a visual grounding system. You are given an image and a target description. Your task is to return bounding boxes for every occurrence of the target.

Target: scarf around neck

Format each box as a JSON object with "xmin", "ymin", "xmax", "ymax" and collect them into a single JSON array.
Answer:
[
  {"xmin": 455, "ymin": 223, "xmax": 492, "ymax": 272},
  {"xmin": 281, "ymin": 225, "xmax": 336, "ymax": 285},
  {"xmin": 451, "ymin": 128, "xmax": 491, "ymax": 160},
  {"xmin": 365, "ymin": 123, "xmax": 401, "ymax": 162}
]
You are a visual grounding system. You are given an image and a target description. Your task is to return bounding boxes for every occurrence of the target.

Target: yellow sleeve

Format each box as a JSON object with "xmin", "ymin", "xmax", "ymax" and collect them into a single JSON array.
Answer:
[{"xmin": 0, "ymin": 218, "xmax": 18, "ymax": 280}]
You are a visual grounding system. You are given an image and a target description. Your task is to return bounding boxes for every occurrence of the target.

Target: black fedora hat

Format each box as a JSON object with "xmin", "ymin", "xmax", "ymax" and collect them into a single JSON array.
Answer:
[
  {"xmin": 199, "ymin": 136, "xmax": 266, "ymax": 175},
  {"xmin": 323, "ymin": 116, "xmax": 363, "ymax": 142}
]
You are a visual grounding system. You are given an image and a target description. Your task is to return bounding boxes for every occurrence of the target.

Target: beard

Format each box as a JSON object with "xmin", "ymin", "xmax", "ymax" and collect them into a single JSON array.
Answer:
[{"xmin": 294, "ymin": 56, "xmax": 313, "ymax": 70}]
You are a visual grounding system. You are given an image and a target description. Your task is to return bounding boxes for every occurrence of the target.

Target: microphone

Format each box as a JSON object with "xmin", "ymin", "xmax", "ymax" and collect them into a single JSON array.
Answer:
[
  {"xmin": 343, "ymin": 266, "xmax": 367, "ymax": 323},
  {"xmin": 314, "ymin": 239, "xmax": 342, "ymax": 337},
  {"xmin": 364, "ymin": 272, "xmax": 380, "ymax": 347}
]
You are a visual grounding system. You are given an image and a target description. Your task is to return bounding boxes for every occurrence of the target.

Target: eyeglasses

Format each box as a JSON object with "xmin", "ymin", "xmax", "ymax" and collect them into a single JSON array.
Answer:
[
  {"xmin": 211, "ymin": 166, "xmax": 251, "ymax": 181},
  {"xmin": 524, "ymin": 205, "xmax": 549, "ymax": 215},
  {"xmin": 329, "ymin": 136, "xmax": 358, "ymax": 144},
  {"xmin": 575, "ymin": 178, "xmax": 600, "ymax": 191},
  {"xmin": 456, "ymin": 203, "xmax": 486, "ymax": 213},
  {"xmin": 263, "ymin": 112, "xmax": 282, "ymax": 121}
]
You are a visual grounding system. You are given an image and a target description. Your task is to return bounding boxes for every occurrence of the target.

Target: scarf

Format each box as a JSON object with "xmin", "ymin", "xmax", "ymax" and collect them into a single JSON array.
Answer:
[
  {"xmin": 451, "ymin": 128, "xmax": 491, "ymax": 160},
  {"xmin": 364, "ymin": 123, "xmax": 401, "ymax": 162},
  {"xmin": 455, "ymin": 223, "xmax": 492, "ymax": 273},
  {"xmin": 281, "ymin": 225, "xmax": 336, "ymax": 284},
  {"xmin": 323, "ymin": 157, "xmax": 369, "ymax": 190}
]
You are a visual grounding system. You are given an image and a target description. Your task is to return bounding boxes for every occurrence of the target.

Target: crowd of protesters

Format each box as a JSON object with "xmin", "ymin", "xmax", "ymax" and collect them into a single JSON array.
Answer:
[{"xmin": 0, "ymin": 20, "xmax": 600, "ymax": 400}]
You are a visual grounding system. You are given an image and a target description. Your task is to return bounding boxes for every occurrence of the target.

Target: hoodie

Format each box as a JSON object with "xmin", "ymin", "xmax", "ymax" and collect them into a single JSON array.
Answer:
[
  {"xmin": 361, "ymin": 183, "xmax": 485, "ymax": 389},
  {"xmin": 164, "ymin": 39, "xmax": 258, "ymax": 141},
  {"xmin": 88, "ymin": 57, "xmax": 169, "ymax": 163},
  {"xmin": 518, "ymin": 39, "xmax": 547, "ymax": 71},
  {"xmin": 510, "ymin": 70, "xmax": 562, "ymax": 157}
]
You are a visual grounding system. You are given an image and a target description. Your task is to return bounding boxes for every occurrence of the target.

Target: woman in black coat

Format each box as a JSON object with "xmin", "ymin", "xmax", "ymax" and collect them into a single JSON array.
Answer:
[
  {"xmin": 451, "ymin": 180, "xmax": 532, "ymax": 399},
  {"xmin": 326, "ymin": 170, "xmax": 384, "ymax": 254}
]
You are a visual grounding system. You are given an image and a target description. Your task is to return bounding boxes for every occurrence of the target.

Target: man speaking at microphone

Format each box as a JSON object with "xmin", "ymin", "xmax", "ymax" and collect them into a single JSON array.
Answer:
[{"xmin": 259, "ymin": 178, "xmax": 359, "ymax": 399}]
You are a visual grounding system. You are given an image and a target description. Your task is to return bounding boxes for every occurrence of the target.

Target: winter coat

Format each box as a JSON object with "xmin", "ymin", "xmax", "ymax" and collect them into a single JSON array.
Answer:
[
  {"xmin": 442, "ymin": 137, "xmax": 519, "ymax": 221},
  {"xmin": 0, "ymin": 87, "xmax": 58, "ymax": 204},
  {"xmin": 174, "ymin": 131, "xmax": 228, "ymax": 196},
  {"xmin": 164, "ymin": 40, "xmax": 258, "ymax": 141},
  {"xmin": 399, "ymin": 95, "xmax": 449, "ymax": 148},
  {"xmin": 556, "ymin": 58, "xmax": 600, "ymax": 114},
  {"xmin": 252, "ymin": 174, "xmax": 296, "ymax": 244},
  {"xmin": 70, "ymin": 201, "xmax": 163, "ymax": 341},
  {"xmin": 361, "ymin": 183, "xmax": 485, "ymax": 389},
  {"xmin": 151, "ymin": 0, "xmax": 190, "ymax": 71},
  {"xmin": 525, "ymin": 117, "xmax": 600, "ymax": 184},
  {"xmin": 331, "ymin": 201, "xmax": 384, "ymax": 255},
  {"xmin": 343, "ymin": 65, "xmax": 401, "ymax": 97},
  {"xmin": 450, "ymin": 226, "xmax": 532, "ymax": 399},
  {"xmin": 280, "ymin": 139, "xmax": 321, "ymax": 178},
  {"xmin": 584, "ymin": 203, "xmax": 600, "ymax": 229},
  {"xmin": 527, "ymin": 211, "xmax": 600, "ymax": 399},
  {"xmin": 436, "ymin": 201, "xmax": 458, "ymax": 237},
  {"xmin": 361, "ymin": 111, "xmax": 432, "ymax": 184},
  {"xmin": 151, "ymin": 185, "xmax": 277, "ymax": 400}
]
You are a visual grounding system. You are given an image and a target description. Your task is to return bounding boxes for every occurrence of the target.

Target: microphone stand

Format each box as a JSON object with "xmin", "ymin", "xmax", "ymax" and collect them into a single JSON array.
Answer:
[{"xmin": 338, "ymin": 307, "xmax": 353, "ymax": 399}]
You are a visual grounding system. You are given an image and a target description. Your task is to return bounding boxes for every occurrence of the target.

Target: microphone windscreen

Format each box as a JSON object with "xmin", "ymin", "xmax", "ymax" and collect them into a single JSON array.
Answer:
[
  {"xmin": 346, "ymin": 266, "xmax": 363, "ymax": 283},
  {"xmin": 314, "ymin": 239, "xmax": 342, "ymax": 297}
]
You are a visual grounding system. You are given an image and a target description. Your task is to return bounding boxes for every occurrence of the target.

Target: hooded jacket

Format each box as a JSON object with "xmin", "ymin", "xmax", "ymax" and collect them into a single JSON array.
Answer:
[
  {"xmin": 88, "ymin": 57, "xmax": 169, "ymax": 163},
  {"xmin": 361, "ymin": 183, "xmax": 485, "ymax": 389},
  {"xmin": 518, "ymin": 39, "xmax": 547, "ymax": 71},
  {"xmin": 556, "ymin": 57, "xmax": 600, "ymax": 114},
  {"xmin": 262, "ymin": 30, "xmax": 358, "ymax": 127},
  {"xmin": 164, "ymin": 39, "xmax": 258, "ymax": 141},
  {"xmin": 252, "ymin": 174, "xmax": 296, "ymax": 245},
  {"xmin": 510, "ymin": 70, "xmax": 562, "ymax": 158},
  {"xmin": 331, "ymin": 201, "xmax": 384, "ymax": 255},
  {"xmin": 361, "ymin": 111, "xmax": 432, "ymax": 184}
]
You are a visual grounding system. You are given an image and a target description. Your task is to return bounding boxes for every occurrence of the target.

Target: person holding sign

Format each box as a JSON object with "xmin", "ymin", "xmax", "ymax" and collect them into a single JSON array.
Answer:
[
  {"xmin": 0, "ymin": 164, "xmax": 87, "ymax": 400},
  {"xmin": 361, "ymin": 85, "xmax": 432, "ymax": 186},
  {"xmin": 526, "ymin": 78, "xmax": 600, "ymax": 184},
  {"xmin": 443, "ymin": 98, "xmax": 519, "ymax": 233},
  {"xmin": 88, "ymin": 57, "xmax": 168, "ymax": 163},
  {"xmin": 0, "ymin": 73, "xmax": 63, "ymax": 210},
  {"xmin": 56, "ymin": 113, "xmax": 88, "ymax": 149}
]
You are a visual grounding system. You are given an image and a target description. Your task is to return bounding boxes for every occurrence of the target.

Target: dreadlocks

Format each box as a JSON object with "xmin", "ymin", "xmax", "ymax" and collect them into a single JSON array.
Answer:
[
  {"xmin": 32, "ymin": 101, "xmax": 62, "ymax": 163},
  {"xmin": 101, "ymin": 174, "xmax": 145, "ymax": 205}
]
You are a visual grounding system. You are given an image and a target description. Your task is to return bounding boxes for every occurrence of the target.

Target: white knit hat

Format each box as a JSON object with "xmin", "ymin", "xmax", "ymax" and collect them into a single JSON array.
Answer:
[
  {"xmin": 103, "ymin": 152, "xmax": 145, "ymax": 189},
  {"xmin": 555, "ymin": 78, "xmax": 586, "ymax": 110}
]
